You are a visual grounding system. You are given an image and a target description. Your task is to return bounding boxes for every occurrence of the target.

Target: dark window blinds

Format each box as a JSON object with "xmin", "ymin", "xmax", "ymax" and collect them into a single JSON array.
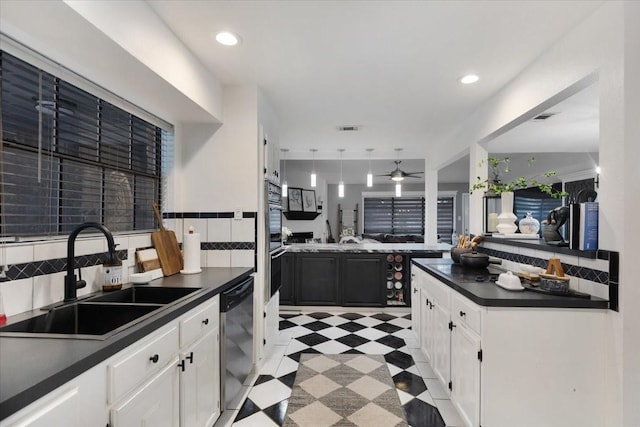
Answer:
[
  {"xmin": 513, "ymin": 186, "xmax": 563, "ymax": 231},
  {"xmin": 1, "ymin": 51, "xmax": 163, "ymax": 238},
  {"xmin": 437, "ymin": 196, "xmax": 454, "ymax": 242},
  {"xmin": 363, "ymin": 196, "xmax": 425, "ymax": 235}
]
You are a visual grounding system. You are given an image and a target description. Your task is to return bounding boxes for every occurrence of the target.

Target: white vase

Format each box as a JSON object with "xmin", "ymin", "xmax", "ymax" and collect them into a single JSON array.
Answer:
[{"xmin": 496, "ymin": 191, "xmax": 518, "ymax": 234}]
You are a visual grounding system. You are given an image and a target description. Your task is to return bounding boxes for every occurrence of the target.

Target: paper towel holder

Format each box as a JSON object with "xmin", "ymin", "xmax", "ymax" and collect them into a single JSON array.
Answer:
[{"xmin": 181, "ymin": 226, "xmax": 202, "ymax": 275}]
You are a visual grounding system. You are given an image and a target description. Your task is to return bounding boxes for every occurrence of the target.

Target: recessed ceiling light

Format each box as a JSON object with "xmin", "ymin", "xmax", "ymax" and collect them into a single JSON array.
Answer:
[
  {"xmin": 215, "ymin": 31, "xmax": 240, "ymax": 46},
  {"xmin": 460, "ymin": 74, "xmax": 479, "ymax": 84}
]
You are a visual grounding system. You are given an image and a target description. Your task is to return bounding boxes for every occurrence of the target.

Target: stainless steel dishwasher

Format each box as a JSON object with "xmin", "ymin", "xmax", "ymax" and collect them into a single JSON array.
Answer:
[{"xmin": 220, "ymin": 276, "xmax": 254, "ymax": 410}]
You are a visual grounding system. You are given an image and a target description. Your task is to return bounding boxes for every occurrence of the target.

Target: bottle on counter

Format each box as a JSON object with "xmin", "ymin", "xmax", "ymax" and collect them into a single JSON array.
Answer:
[{"xmin": 103, "ymin": 259, "xmax": 123, "ymax": 292}]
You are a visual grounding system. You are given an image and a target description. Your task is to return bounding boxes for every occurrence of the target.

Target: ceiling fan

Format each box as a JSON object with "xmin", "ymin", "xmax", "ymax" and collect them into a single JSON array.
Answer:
[{"xmin": 378, "ymin": 160, "xmax": 423, "ymax": 181}]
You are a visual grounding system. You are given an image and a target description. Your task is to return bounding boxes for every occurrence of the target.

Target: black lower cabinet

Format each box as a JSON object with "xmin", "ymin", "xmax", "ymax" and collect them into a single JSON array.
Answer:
[
  {"xmin": 295, "ymin": 254, "xmax": 340, "ymax": 305},
  {"xmin": 341, "ymin": 255, "xmax": 385, "ymax": 306},
  {"xmin": 279, "ymin": 253, "xmax": 295, "ymax": 305}
]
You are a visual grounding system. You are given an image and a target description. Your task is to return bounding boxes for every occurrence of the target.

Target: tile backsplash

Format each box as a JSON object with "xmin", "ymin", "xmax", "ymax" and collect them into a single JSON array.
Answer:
[
  {"xmin": 0, "ymin": 211, "xmax": 257, "ymax": 317},
  {"xmin": 478, "ymin": 241, "xmax": 617, "ymax": 306}
]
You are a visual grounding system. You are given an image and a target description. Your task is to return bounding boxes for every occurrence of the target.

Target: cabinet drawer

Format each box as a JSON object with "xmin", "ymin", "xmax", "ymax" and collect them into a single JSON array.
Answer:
[
  {"xmin": 452, "ymin": 293, "xmax": 481, "ymax": 335},
  {"xmin": 180, "ymin": 297, "xmax": 219, "ymax": 347},
  {"xmin": 109, "ymin": 325, "xmax": 179, "ymax": 403}
]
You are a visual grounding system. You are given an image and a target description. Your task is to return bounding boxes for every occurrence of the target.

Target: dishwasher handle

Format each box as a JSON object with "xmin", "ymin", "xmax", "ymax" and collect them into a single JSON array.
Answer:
[{"xmin": 221, "ymin": 278, "xmax": 254, "ymax": 312}]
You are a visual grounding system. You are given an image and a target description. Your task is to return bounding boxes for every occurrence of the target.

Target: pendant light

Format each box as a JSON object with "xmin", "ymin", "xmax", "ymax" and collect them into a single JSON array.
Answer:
[
  {"xmin": 366, "ymin": 148, "xmax": 374, "ymax": 187},
  {"xmin": 310, "ymin": 149, "xmax": 317, "ymax": 187},
  {"xmin": 281, "ymin": 148, "xmax": 288, "ymax": 196},
  {"xmin": 338, "ymin": 149, "xmax": 345, "ymax": 198},
  {"xmin": 394, "ymin": 148, "xmax": 401, "ymax": 196}
]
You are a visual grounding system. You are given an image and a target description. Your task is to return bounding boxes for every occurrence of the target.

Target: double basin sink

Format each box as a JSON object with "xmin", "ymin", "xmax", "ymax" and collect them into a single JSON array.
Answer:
[{"xmin": 0, "ymin": 286, "xmax": 201, "ymax": 340}]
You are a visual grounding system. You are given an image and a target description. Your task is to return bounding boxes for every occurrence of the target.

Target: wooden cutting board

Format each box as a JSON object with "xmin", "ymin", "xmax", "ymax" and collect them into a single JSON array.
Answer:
[
  {"xmin": 136, "ymin": 248, "xmax": 161, "ymax": 271},
  {"xmin": 151, "ymin": 203, "xmax": 183, "ymax": 276}
]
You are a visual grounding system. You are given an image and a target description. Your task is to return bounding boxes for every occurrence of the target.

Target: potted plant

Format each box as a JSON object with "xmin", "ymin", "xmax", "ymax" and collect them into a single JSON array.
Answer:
[
  {"xmin": 470, "ymin": 157, "xmax": 568, "ymax": 234},
  {"xmin": 470, "ymin": 156, "xmax": 567, "ymax": 198}
]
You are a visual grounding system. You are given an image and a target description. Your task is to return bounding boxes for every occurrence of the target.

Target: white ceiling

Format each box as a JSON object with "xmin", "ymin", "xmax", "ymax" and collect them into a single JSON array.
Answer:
[{"xmin": 148, "ymin": 0, "xmax": 602, "ymax": 160}]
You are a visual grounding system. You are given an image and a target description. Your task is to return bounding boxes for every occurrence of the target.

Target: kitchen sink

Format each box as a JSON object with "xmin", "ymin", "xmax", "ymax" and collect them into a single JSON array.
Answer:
[
  {"xmin": 86, "ymin": 286, "xmax": 201, "ymax": 304},
  {"xmin": 0, "ymin": 302, "xmax": 162, "ymax": 340}
]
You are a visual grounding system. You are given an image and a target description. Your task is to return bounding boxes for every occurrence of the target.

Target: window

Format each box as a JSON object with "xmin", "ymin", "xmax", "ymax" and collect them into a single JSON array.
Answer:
[
  {"xmin": 437, "ymin": 196, "xmax": 454, "ymax": 243},
  {"xmin": 363, "ymin": 196, "xmax": 425, "ymax": 235},
  {"xmin": 513, "ymin": 185, "xmax": 564, "ymax": 229},
  {"xmin": 1, "ymin": 51, "xmax": 167, "ymax": 239}
]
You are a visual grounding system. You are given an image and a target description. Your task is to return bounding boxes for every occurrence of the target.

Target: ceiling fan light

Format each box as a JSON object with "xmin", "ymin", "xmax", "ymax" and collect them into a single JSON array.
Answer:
[
  {"xmin": 391, "ymin": 175, "xmax": 404, "ymax": 182},
  {"xmin": 367, "ymin": 172, "xmax": 373, "ymax": 187},
  {"xmin": 395, "ymin": 183, "xmax": 402, "ymax": 197}
]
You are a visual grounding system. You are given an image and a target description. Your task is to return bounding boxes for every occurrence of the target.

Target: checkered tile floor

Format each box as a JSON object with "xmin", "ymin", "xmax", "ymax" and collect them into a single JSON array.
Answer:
[{"xmin": 231, "ymin": 311, "xmax": 464, "ymax": 427}]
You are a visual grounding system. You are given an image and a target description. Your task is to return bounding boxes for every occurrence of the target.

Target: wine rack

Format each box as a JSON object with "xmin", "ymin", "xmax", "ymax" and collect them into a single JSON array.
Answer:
[{"xmin": 385, "ymin": 253, "xmax": 407, "ymax": 306}]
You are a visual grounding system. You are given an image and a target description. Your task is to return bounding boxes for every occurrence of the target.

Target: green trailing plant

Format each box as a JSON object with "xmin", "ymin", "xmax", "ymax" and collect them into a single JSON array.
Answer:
[{"xmin": 470, "ymin": 156, "xmax": 568, "ymax": 198}]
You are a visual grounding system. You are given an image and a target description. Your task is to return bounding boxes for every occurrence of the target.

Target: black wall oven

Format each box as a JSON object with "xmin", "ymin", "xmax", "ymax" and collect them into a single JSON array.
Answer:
[
  {"xmin": 266, "ymin": 181, "xmax": 285, "ymax": 298},
  {"xmin": 267, "ymin": 181, "xmax": 283, "ymax": 252}
]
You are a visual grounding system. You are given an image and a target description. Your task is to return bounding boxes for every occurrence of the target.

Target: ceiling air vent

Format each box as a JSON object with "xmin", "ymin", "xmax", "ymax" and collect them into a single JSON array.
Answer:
[
  {"xmin": 337, "ymin": 125, "xmax": 361, "ymax": 132},
  {"xmin": 533, "ymin": 112, "xmax": 557, "ymax": 121}
]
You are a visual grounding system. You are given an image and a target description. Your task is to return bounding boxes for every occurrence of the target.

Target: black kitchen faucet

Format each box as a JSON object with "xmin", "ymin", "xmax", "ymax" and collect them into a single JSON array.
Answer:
[{"xmin": 64, "ymin": 223, "xmax": 117, "ymax": 302}]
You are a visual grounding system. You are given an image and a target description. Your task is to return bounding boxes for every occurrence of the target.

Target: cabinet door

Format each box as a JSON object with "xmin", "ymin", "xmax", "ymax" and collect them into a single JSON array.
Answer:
[
  {"xmin": 432, "ymin": 302, "xmax": 451, "ymax": 392},
  {"xmin": 341, "ymin": 255, "xmax": 385, "ymax": 306},
  {"xmin": 410, "ymin": 284, "xmax": 421, "ymax": 344},
  {"xmin": 296, "ymin": 254, "xmax": 339, "ymax": 305},
  {"xmin": 111, "ymin": 356, "xmax": 180, "ymax": 427},
  {"xmin": 279, "ymin": 253, "xmax": 295, "ymax": 305},
  {"xmin": 181, "ymin": 330, "xmax": 220, "ymax": 427},
  {"xmin": 451, "ymin": 324, "xmax": 481, "ymax": 427},
  {"xmin": 2, "ymin": 364, "xmax": 106, "ymax": 427},
  {"xmin": 420, "ymin": 290, "xmax": 433, "ymax": 362}
]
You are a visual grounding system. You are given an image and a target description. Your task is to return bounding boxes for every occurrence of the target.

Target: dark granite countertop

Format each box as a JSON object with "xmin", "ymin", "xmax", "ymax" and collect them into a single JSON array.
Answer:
[
  {"xmin": 284, "ymin": 242, "xmax": 449, "ymax": 254},
  {"xmin": 411, "ymin": 258, "xmax": 608, "ymax": 309},
  {"xmin": 0, "ymin": 267, "xmax": 253, "ymax": 421}
]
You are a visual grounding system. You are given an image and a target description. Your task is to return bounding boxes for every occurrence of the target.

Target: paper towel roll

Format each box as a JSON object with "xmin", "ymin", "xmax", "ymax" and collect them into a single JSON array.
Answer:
[{"xmin": 181, "ymin": 228, "xmax": 202, "ymax": 274}]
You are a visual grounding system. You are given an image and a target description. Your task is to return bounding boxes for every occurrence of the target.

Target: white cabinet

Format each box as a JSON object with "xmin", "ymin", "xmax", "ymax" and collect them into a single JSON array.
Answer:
[
  {"xmin": 2, "ymin": 295, "xmax": 223, "ymax": 427},
  {"xmin": 410, "ymin": 269, "xmax": 421, "ymax": 344},
  {"xmin": 0, "ymin": 363, "xmax": 107, "ymax": 427},
  {"xmin": 431, "ymin": 301, "xmax": 452, "ymax": 390},
  {"xmin": 109, "ymin": 325, "xmax": 180, "ymax": 404},
  {"xmin": 178, "ymin": 297, "xmax": 220, "ymax": 427},
  {"xmin": 111, "ymin": 355, "xmax": 180, "ymax": 427},
  {"xmin": 109, "ymin": 296, "xmax": 221, "ymax": 427},
  {"xmin": 412, "ymin": 264, "xmax": 608, "ymax": 427},
  {"xmin": 418, "ymin": 271, "xmax": 452, "ymax": 392},
  {"xmin": 451, "ymin": 317, "xmax": 481, "ymax": 427},
  {"xmin": 264, "ymin": 293, "xmax": 279, "ymax": 348},
  {"xmin": 180, "ymin": 330, "xmax": 219, "ymax": 427},
  {"xmin": 263, "ymin": 131, "xmax": 280, "ymax": 183}
]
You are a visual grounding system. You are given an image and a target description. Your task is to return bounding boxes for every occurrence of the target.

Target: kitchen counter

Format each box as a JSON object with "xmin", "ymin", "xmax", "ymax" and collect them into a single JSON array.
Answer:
[
  {"xmin": 284, "ymin": 242, "xmax": 450, "ymax": 254},
  {"xmin": 0, "ymin": 267, "xmax": 253, "ymax": 421},
  {"xmin": 412, "ymin": 258, "xmax": 608, "ymax": 309}
]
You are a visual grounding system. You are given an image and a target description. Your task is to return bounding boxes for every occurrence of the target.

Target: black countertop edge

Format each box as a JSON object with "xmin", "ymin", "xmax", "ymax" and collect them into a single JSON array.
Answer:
[
  {"xmin": 411, "ymin": 259, "xmax": 608, "ymax": 309},
  {"xmin": 482, "ymin": 236, "xmax": 599, "ymax": 259},
  {"xmin": 283, "ymin": 244, "xmax": 448, "ymax": 255},
  {"xmin": 0, "ymin": 268, "xmax": 253, "ymax": 421}
]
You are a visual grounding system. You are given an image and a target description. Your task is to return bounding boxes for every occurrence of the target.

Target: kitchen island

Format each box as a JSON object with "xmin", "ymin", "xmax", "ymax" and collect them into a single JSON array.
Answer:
[
  {"xmin": 0, "ymin": 267, "xmax": 252, "ymax": 424},
  {"xmin": 410, "ymin": 258, "xmax": 608, "ymax": 427},
  {"xmin": 281, "ymin": 242, "xmax": 447, "ymax": 307}
]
